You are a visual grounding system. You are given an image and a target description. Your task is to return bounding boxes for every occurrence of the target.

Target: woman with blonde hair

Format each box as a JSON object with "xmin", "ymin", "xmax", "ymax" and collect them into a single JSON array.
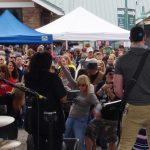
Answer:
[
  {"xmin": 77, "ymin": 75, "xmax": 91, "ymax": 93},
  {"xmin": 64, "ymin": 74, "xmax": 100, "ymax": 150},
  {"xmin": 106, "ymin": 55, "xmax": 116, "ymax": 67},
  {"xmin": 0, "ymin": 55, "xmax": 6, "ymax": 65},
  {"xmin": 63, "ymin": 54, "xmax": 76, "ymax": 70},
  {"xmin": 0, "ymin": 83, "xmax": 25, "ymax": 139},
  {"xmin": 59, "ymin": 55, "xmax": 76, "ymax": 78},
  {"xmin": 97, "ymin": 60, "xmax": 106, "ymax": 73},
  {"xmin": 59, "ymin": 56, "xmax": 101, "ymax": 149}
]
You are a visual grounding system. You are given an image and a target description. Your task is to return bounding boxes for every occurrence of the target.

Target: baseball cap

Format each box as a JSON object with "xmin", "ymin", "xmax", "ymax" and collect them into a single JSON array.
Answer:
[{"xmin": 87, "ymin": 47, "xmax": 94, "ymax": 53}]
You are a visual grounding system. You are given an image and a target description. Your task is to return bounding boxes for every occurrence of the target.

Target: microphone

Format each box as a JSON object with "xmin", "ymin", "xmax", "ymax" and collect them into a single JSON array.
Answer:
[
  {"xmin": 27, "ymin": 90, "xmax": 47, "ymax": 100},
  {"xmin": 0, "ymin": 76, "xmax": 46, "ymax": 100}
]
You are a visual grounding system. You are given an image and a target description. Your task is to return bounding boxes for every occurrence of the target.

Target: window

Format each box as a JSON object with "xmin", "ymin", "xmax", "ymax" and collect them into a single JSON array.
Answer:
[{"xmin": 41, "ymin": 8, "xmax": 50, "ymax": 26}]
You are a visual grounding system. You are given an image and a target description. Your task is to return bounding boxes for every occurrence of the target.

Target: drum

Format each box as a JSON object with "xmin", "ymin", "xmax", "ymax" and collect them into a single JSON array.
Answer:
[
  {"xmin": 0, "ymin": 116, "xmax": 15, "ymax": 127},
  {"xmin": 0, "ymin": 140, "xmax": 21, "ymax": 150}
]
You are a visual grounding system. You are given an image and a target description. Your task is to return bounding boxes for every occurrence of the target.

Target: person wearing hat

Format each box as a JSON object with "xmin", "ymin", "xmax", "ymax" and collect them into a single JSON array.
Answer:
[
  {"xmin": 85, "ymin": 66, "xmax": 120, "ymax": 150},
  {"xmin": 75, "ymin": 47, "xmax": 96, "ymax": 79},
  {"xmin": 87, "ymin": 59, "xmax": 103, "ymax": 86},
  {"xmin": 86, "ymin": 47, "xmax": 94, "ymax": 61},
  {"xmin": 114, "ymin": 26, "xmax": 150, "ymax": 149},
  {"xmin": 94, "ymin": 52, "xmax": 103, "ymax": 61}
]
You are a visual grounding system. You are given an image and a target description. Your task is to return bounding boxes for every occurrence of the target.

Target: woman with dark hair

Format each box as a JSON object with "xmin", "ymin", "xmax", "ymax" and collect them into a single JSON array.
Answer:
[
  {"xmin": 24, "ymin": 52, "xmax": 67, "ymax": 150},
  {"xmin": 0, "ymin": 65, "xmax": 16, "ymax": 95},
  {"xmin": 7, "ymin": 61, "xmax": 19, "ymax": 81}
]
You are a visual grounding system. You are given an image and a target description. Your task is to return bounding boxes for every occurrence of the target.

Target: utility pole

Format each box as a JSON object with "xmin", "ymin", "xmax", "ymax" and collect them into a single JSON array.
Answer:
[
  {"xmin": 141, "ymin": 5, "xmax": 145, "ymax": 29},
  {"xmin": 136, "ymin": 0, "xmax": 146, "ymax": 29},
  {"xmin": 125, "ymin": 0, "xmax": 128, "ymax": 30}
]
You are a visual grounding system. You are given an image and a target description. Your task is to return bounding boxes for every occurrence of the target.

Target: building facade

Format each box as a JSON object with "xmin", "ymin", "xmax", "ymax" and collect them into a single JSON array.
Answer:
[
  {"xmin": 0, "ymin": 0, "xmax": 150, "ymax": 29},
  {"xmin": 46, "ymin": 0, "xmax": 150, "ymax": 40},
  {"xmin": 0, "ymin": 0, "xmax": 64, "ymax": 28},
  {"xmin": 44, "ymin": 0, "xmax": 150, "ymax": 26}
]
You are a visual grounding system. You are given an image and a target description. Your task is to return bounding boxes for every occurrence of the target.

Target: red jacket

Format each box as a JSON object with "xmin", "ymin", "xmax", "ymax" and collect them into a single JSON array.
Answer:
[{"xmin": 0, "ymin": 77, "xmax": 16, "ymax": 95}]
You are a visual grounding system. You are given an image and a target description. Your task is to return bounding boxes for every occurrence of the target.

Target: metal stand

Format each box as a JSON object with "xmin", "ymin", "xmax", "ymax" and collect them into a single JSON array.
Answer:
[
  {"xmin": 0, "ymin": 77, "xmax": 46, "ymax": 150},
  {"xmin": 44, "ymin": 112, "xmax": 57, "ymax": 150}
]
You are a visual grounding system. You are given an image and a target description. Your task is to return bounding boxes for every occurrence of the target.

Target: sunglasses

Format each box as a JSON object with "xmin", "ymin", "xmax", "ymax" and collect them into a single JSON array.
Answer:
[{"xmin": 78, "ymin": 84, "xmax": 86, "ymax": 87}]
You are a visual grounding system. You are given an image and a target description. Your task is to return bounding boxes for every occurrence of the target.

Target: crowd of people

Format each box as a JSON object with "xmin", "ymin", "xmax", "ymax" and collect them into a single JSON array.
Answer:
[
  {"xmin": 0, "ymin": 26, "xmax": 149, "ymax": 150},
  {"xmin": 0, "ymin": 42, "xmax": 124, "ymax": 150}
]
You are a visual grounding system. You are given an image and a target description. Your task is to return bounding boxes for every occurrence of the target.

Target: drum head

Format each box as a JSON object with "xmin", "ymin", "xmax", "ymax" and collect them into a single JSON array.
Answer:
[{"xmin": 0, "ymin": 116, "xmax": 15, "ymax": 127}]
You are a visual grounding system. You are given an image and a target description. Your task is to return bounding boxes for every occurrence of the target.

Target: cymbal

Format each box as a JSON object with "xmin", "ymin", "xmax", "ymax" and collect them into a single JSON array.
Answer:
[
  {"xmin": 0, "ymin": 116, "xmax": 15, "ymax": 127},
  {"xmin": 0, "ymin": 140, "xmax": 21, "ymax": 150}
]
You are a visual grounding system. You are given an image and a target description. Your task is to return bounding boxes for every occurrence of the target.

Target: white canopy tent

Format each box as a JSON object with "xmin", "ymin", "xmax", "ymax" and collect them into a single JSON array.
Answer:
[{"xmin": 37, "ymin": 7, "xmax": 130, "ymax": 41}]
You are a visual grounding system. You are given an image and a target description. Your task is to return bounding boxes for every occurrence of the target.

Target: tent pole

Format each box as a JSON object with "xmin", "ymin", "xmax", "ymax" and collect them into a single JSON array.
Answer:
[
  {"xmin": 83, "ymin": 41, "xmax": 84, "ymax": 49},
  {"xmin": 66, "ymin": 40, "xmax": 68, "ymax": 50},
  {"xmin": 51, "ymin": 43, "xmax": 54, "ymax": 57},
  {"xmin": 94, "ymin": 41, "xmax": 97, "ymax": 50}
]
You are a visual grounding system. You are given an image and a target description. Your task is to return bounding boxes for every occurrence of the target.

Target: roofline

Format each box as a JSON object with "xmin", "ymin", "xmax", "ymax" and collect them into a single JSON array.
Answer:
[
  {"xmin": 136, "ymin": 10, "xmax": 150, "ymax": 24},
  {"xmin": 0, "ymin": 2, "xmax": 34, "ymax": 8},
  {"xmin": 32, "ymin": 0, "xmax": 64, "ymax": 16}
]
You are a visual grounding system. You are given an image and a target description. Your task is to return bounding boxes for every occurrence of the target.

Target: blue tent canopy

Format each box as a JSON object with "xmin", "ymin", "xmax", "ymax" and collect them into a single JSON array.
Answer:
[{"xmin": 0, "ymin": 10, "xmax": 53, "ymax": 44}]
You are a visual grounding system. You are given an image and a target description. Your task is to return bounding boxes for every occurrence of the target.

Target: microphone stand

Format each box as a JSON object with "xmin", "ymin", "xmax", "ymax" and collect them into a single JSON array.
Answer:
[
  {"xmin": 0, "ymin": 77, "xmax": 46, "ymax": 150},
  {"xmin": 0, "ymin": 77, "xmax": 46, "ymax": 99}
]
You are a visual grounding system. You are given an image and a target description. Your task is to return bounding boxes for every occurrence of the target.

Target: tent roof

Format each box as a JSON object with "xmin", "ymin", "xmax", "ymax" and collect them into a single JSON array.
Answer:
[
  {"xmin": 37, "ymin": 7, "xmax": 130, "ymax": 41},
  {"xmin": 0, "ymin": 10, "xmax": 53, "ymax": 44}
]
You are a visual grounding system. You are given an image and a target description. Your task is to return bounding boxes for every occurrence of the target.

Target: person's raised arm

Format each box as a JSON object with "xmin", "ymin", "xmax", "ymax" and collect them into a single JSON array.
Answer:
[{"xmin": 58, "ymin": 57, "xmax": 78, "ymax": 89}]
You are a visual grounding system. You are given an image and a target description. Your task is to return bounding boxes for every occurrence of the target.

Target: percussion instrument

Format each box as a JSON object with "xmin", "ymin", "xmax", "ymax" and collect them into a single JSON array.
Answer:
[{"xmin": 0, "ymin": 116, "xmax": 14, "ymax": 127}]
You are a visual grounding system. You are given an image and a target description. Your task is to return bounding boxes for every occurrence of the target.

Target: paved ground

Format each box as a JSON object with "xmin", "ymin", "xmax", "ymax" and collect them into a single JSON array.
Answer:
[
  {"xmin": 16, "ymin": 129, "xmax": 28, "ymax": 150},
  {"xmin": 16, "ymin": 129, "xmax": 102, "ymax": 150}
]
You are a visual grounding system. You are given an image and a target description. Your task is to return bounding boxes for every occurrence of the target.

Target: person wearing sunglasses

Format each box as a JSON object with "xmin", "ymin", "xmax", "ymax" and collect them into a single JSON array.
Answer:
[
  {"xmin": 85, "ymin": 67, "xmax": 120, "ymax": 150},
  {"xmin": 59, "ymin": 59, "xmax": 101, "ymax": 150}
]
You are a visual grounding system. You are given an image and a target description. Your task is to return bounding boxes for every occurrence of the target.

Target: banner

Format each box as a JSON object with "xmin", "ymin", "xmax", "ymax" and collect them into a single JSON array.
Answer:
[{"xmin": 117, "ymin": 8, "xmax": 135, "ymax": 30}]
